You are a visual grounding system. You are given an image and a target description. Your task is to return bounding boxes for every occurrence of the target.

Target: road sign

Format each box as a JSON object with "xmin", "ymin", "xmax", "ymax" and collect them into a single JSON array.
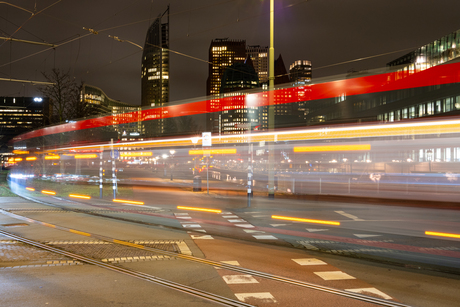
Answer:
[
  {"xmin": 111, "ymin": 149, "xmax": 119, "ymax": 159},
  {"xmin": 202, "ymin": 132, "xmax": 212, "ymax": 147}
]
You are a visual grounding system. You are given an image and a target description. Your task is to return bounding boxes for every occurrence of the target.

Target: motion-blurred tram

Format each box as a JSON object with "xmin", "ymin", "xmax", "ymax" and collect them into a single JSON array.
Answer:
[{"xmin": 8, "ymin": 60, "xmax": 460, "ymax": 203}]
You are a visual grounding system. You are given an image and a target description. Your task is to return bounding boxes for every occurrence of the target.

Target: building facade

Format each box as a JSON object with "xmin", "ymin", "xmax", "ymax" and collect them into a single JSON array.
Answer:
[
  {"xmin": 246, "ymin": 45, "xmax": 269, "ymax": 84},
  {"xmin": 82, "ymin": 84, "xmax": 142, "ymax": 140},
  {"xmin": 141, "ymin": 6, "xmax": 169, "ymax": 136},
  {"xmin": 206, "ymin": 38, "xmax": 247, "ymax": 132},
  {"xmin": 0, "ymin": 96, "xmax": 50, "ymax": 151},
  {"xmin": 289, "ymin": 60, "xmax": 312, "ymax": 123},
  {"xmin": 289, "ymin": 60, "xmax": 312, "ymax": 84},
  {"xmin": 206, "ymin": 37, "xmax": 302, "ymax": 133},
  {"xmin": 219, "ymin": 58, "xmax": 260, "ymax": 135},
  {"xmin": 297, "ymin": 29, "xmax": 460, "ymax": 127},
  {"xmin": 387, "ymin": 29, "xmax": 460, "ymax": 74}
]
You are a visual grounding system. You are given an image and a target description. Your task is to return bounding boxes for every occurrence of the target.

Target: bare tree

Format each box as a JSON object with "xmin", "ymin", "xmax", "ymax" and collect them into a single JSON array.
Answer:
[{"xmin": 39, "ymin": 69, "xmax": 88, "ymax": 124}]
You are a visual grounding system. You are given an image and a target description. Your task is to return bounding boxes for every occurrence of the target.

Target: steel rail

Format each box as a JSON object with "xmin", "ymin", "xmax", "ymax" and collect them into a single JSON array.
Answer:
[
  {"xmin": 0, "ymin": 229, "xmax": 253, "ymax": 307},
  {"xmin": 2, "ymin": 194, "xmax": 412, "ymax": 307}
]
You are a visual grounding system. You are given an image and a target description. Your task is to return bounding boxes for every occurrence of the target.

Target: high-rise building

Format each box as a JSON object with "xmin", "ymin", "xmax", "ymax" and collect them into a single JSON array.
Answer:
[
  {"xmin": 290, "ymin": 60, "xmax": 312, "ymax": 84},
  {"xmin": 246, "ymin": 45, "xmax": 269, "ymax": 84},
  {"xmin": 272, "ymin": 54, "xmax": 300, "ymax": 128},
  {"xmin": 206, "ymin": 38, "xmax": 247, "ymax": 97},
  {"xmin": 206, "ymin": 38, "xmax": 247, "ymax": 132},
  {"xmin": 141, "ymin": 6, "xmax": 169, "ymax": 136},
  {"xmin": 0, "ymin": 96, "xmax": 50, "ymax": 151},
  {"xmin": 289, "ymin": 60, "xmax": 312, "ymax": 123},
  {"xmin": 219, "ymin": 58, "xmax": 260, "ymax": 134}
]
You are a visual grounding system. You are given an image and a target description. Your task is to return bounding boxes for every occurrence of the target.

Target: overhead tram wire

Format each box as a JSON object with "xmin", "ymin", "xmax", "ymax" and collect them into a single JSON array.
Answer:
[
  {"xmin": 314, "ymin": 47, "xmax": 420, "ymax": 71},
  {"xmin": 97, "ymin": 0, "xmax": 240, "ymax": 33},
  {"xmin": 0, "ymin": 0, "xmax": 62, "ymax": 49},
  {"xmin": 0, "ymin": 0, "xmax": 298, "ymax": 80},
  {"xmin": 0, "ymin": 0, "xmax": 242, "ymax": 79},
  {"xmin": 0, "ymin": 0, "xmax": 415, "ymax": 87},
  {"xmin": 0, "ymin": 32, "xmax": 93, "ymax": 69},
  {"xmin": 0, "ymin": 15, "xmax": 50, "ymax": 45}
]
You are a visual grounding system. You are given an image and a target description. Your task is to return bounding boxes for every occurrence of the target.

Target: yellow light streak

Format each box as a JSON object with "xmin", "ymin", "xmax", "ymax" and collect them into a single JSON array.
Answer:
[
  {"xmin": 272, "ymin": 215, "xmax": 340, "ymax": 226},
  {"xmin": 120, "ymin": 151, "xmax": 153, "ymax": 157},
  {"xmin": 425, "ymin": 231, "xmax": 460, "ymax": 239},
  {"xmin": 13, "ymin": 150, "xmax": 29, "ymax": 154},
  {"xmin": 177, "ymin": 206, "xmax": 222, "ymax": 213},
  {"xmin": 25, "ymin": 187, "xmax": 35, "ymax": 191},
  {"xmin": 47, "ymin": 119, "xmax": 460, "ymax": 154},
  {"xmin": 26, "ymin": 156, "xmax": 37, "ymax": 161},
  {"xmin": 41, "ymin": 190, "xmax": 56, "ymax": 195},
  {"xmin": 74, "ymin": 154, "xmax": 98, "ymax": 159},
  {"xmin": 69, "ymin": 194, "xmax": 91, "ymax": 200},
  {"xmin": 294, "ymin": 144, "xmax": 371, "ymax": 153},
  {"xmin": 113, "ymin": 199, "xmax": 145, "ymax": 205},
  {"xmin": 189, "ymin": 149, "xmax": 237, "ymax": 155},
  {"xmin": 14, "ymin": 158, "xmax": 22, "ymax": 162},
  {"xmin": 45, "ymin": 155, "xmax": 60, "ymax": 160}
]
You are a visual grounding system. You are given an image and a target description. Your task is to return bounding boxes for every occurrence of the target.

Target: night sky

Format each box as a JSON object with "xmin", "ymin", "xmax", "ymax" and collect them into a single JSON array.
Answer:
[{"xmin": 1, "ymin": 0, "xmax": 460, "ymax": 106}]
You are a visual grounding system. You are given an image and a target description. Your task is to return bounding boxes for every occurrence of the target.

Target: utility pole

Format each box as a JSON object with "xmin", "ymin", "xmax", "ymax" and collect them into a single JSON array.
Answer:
[{"xmin": 268, "ymin": 0, "xmax": 275, "ymax": 199}]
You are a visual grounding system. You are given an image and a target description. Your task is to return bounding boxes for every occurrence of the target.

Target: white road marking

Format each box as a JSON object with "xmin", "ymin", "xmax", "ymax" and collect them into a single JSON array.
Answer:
[
  {"xmin": 252, "ymin": 215, "xmax": 269, "ymax": 218},
  {"xmin": 220, "ymin": 212, "xmax": 233, "ymax": 214},
  {"xmin": 176, "ymin": 216, "xmax": 192, "ymax": 219},
  {"xmin": 292, "ymin": 258, "xmax": 327, "ymax": 266},
  {"xmin": 235, "ymin": 292, "xmax": 277, "ymax": 303},
  {"xmin": 176, "ymin": 241, "xmax": 192, "ymax": 255},
  {"xmin": 253, "ymin": 235, "xmax": 278, "ymax": 240},
  {"xmin": 306, "ymin": 228, "xmax": 329, "ymax": 232},
  {"xmin": 269, "ymin": 224, "xmax": 287, "ymax": 227},
  {"xmin": 354, "ymin": 234, "xmax": 382, "ymax": 238},
  {"xmin": 346, "ymin": 288, "xmax": 392, "ymax": 300},
  {"xmin": 190, "ymin": 235, "xmax": 213, "ymax": 240},
  {"xmin": 222, "ymin": 215, "xmax": 239, "ymax": 218},
  {"xmin": 174, "ymin": 213, "xmax": 189, "ymax": 216},
  {"xmin": 235, "ymin": 224, "xmax": 255, "ymax": 228},
  {"xmin": 181, "ymin": 224, "xmax": 201, "ymax": 228},
  {"xmin": 314, "ymin": 271, "xmax": 356, "ymax": 280},
  {"xmin": 222, "ymin": 275, "xmax": 259, "ymax": 284},
  {"xmin": 228, "ymin": 219, "xmax": 246, "ymax": 223},
  {"xmin": 335, "ymin": 210, "xmax": 364, "ymax": 221},
  {"xmin": 243, "ymin": 229, "xmax": 264, "ymax": 233},
  {"xmin": 194, "ymin": 229, "xmax": 207, "ymax": 233}
]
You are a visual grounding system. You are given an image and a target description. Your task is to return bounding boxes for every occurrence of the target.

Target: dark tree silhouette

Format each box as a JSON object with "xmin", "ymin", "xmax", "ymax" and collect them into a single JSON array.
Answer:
[{"xmin": 39, "ymin": 69, "xmax": 97, "ymax": 124}]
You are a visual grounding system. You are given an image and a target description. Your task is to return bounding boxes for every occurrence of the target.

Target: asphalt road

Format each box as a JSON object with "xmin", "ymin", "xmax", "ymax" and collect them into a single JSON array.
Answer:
[{"xmin": 1, "ymin": 191, "xmax": 460, "ymax": 306}]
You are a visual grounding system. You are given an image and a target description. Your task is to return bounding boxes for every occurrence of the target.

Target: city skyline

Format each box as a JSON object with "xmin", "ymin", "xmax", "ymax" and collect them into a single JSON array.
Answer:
[{"xmin": 1, "ymin": 0, "xmax": 460, "ymax": 106}]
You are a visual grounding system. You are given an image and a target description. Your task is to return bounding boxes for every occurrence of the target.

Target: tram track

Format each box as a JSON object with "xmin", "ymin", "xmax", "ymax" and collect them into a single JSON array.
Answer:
[
  {"xmin": 1, "ymin": 193, "xmax": 412, "ymax": 307},
  {"xmin": 0, "ymin": 228, "xmax": 254, "ymax": 307}
]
